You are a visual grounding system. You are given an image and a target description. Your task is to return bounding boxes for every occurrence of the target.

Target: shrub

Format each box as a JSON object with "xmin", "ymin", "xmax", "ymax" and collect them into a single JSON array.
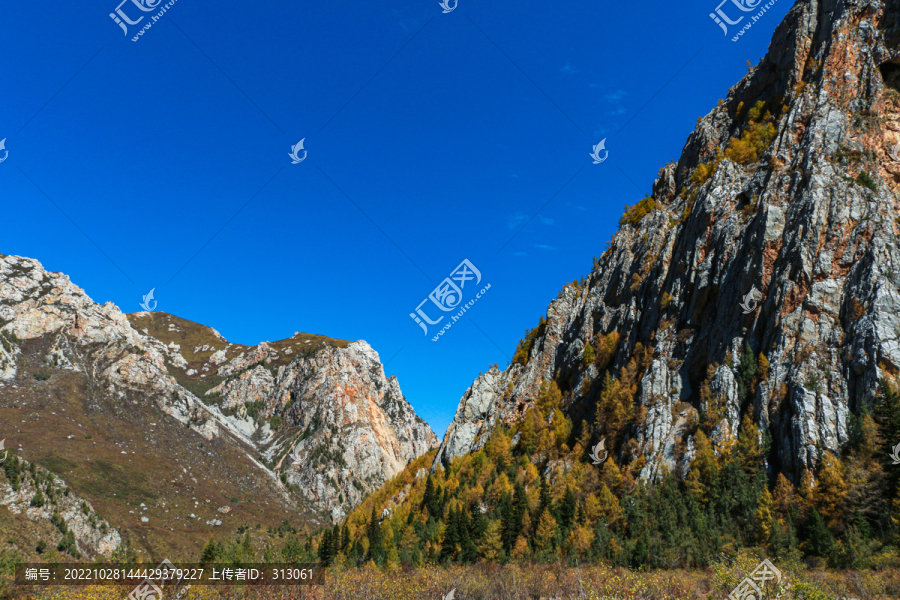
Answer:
[
  {"xmin": 660, "ymin": 292, "xmax": 673, "ymax": 309},
  {"xmin": 690, "ymin": 150, "xmax": 724, "ymax": 187},
  {"xmin": 855, "ymin": 171, "xmax": 878, "ymax": 192},
  {"xmin": 850, "ymin": 298, "xmax": 866, "ymax": 321},
  {"xmin": 513, "ymin": 317, "xmax": 547, "ymax": 366},
  {"xmin": 582, "ymin": 342, "xmax": 595, "ymax": 367},
  {"xmin": 33, "ymin": 371, "xmax": 50, "ymax": 381},
  {"xmin": 725, "ymin": 120, "xmax": 777, "ymax": 164},
  {"xmin": 593, "ymin": 332, "xmax": 620, "ymax": 372},
  {"xmin": 619, "ymin": 198, "xmax": 656, "ymax": 226}
]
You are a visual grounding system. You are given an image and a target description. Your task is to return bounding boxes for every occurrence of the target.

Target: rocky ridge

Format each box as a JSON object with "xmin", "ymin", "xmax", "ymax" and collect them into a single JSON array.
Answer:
[
  {"xmin": 434, "ymin": 0, "xmax": 900, "ymax": 485},
  {"xmin": 0, "ymin": 254, "xmax": 436, "ymax": 527}
]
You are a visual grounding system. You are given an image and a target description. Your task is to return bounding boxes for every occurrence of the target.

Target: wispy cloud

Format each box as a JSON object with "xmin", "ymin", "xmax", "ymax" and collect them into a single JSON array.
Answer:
[
  {"xmin": 560, "ymin": 62, "xmax": 581, "ymax": 75},
  {"xmin": 605, "ymin": 90, "xmax": 627, "ymax": 102},
  {"xmin": 606, "ymin": 107, "xmax": 627, "ymax": 116},
  {"xmin": 513, "ymin": 251, "xmax": 528, "ymax": 257},
  {"xmin": 507, "ymin": 212, "xmax": 526, "ymax": 230},
  {"xmin": 507, "ymin": 212, "xmax": 555, "ymax": 229},
  {"xmin": 535, "ymin": 244, "xmax": 556, "ymax": 250}
]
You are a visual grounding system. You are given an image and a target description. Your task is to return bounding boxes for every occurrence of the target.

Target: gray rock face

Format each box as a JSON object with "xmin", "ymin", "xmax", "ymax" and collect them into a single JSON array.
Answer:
[
  {"xmin": 0, "ymin": 456, "xmax": 121, "ymax": 558},
  {"xmin": 256, "ymin": 341, "xmax": 438, "ymax": 521},
  {"xmin": 0, "ymin": 254, "xmax": 437, "ymax": 522},
  {"xmin": 434, "ymin": 0, "xmax": 900, "ymax": 483}
]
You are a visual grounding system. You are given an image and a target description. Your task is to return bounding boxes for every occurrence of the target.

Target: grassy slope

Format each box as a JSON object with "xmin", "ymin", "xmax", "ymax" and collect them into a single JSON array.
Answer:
[{"xmin": 0, "ymin": 332, "xmax": 323, "ymax": 563}]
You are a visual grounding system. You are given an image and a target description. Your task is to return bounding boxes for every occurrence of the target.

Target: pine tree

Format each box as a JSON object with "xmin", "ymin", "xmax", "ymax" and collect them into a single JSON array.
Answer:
[
  {"xmin": 533, "ymin": 509, "xmax": 558, "ymax": 553},
  {"xmin": 511, "ymin": 534, "xmax": 530, "ymax": 559},
  {"xmin": 200, "ymin": 538, "xmax": 219, "ymax": 564},
  {"xmin": 558, "ymin": 487, "xmax": 576, "ymax": 529},
  {"xmin": 318, "ymin": 528, "xmax": 333, "ymax": 565},
  {"xmin": 423, "ymin": 475, "xmax": 436, "ymax": 516},
  {"xmin": 567, "ymin": 524, "xmax": 594, "ymax": 558},
  {"xmin": 737, "ymin": 342, "xmax": 758, "ymax": 400},
  {"xmin": 803, "ymin": 508, "xmax": 834, "ymax": 558},
  {"xmin": 341, "ymin": 524, "xmax": 350, "ymax": 551},
  {"xmin": 596, "ymin": 484, "xmax": 623, "ymax": 524},
  {"xmin": 440, "ymin": 507, "xmax": 459, "ymax": 562},
  {"xmin": 737, "ymin": 412, "xmax": 762, "ymax": 476},
  {"xmin": 367, "ymin": 505, "xmax": 385, "ymax": 565},
  {"xmin": 582, "ymin": 342, "xmax": 596, "ymax": 367},
  {"xmin": 772, "ymin": 473, "xmax": 797, "ymax": 523},
  {"xmin": 478, "ymin": 520, "xmax": 504, "ymax": 561},
  {"xmin": 459, "ymin": 509, "xmax": 478, "ymax": 563},
  {"xmin": 814, "ymin": 452, "xmax": 847, "ymax": 528},
  {"xmin": 538, "ymin": 476, "xmax": 552, "ymax": 517},
  {"xmin": 519, "ymin": 411, "xmax": 538, "ymax": 456},
  {"xmin": 755, "ymin": 486, "xmax": 775, "ymax": 545}
]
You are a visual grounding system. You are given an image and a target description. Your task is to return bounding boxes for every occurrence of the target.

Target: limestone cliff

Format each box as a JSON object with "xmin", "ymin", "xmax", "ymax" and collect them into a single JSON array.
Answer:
[
  {"xmin": 434, "ymin": 0, "xmax": 900, "ymax": 484},
  {"xmin": 0, "ymin": 253, "xmax": 436, "ymax": 553}
]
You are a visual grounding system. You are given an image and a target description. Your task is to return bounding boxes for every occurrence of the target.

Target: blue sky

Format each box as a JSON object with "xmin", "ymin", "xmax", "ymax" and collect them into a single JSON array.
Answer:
[{"xmin": 0, "ymin": 0, "xmax": 790, "ymax": 436}]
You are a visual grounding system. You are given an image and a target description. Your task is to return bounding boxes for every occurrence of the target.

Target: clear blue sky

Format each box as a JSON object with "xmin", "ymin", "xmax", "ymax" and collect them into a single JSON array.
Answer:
[{"xmin": 0, "ymin": 0, "xmax": 790, "ymax": 436}]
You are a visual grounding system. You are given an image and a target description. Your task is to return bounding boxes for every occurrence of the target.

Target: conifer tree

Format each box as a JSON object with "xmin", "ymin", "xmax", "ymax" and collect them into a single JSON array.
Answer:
[
  {"xmin": 737, "ymin": 342, "xmax": 758, "ymax": 400},
  {"xmin": 772, "ymin": 473, "xmax": 797, "ymax": 523},
  {"xmin": 440, "ymin": 507, "xmax": 459, "ymax": 562},
  {"xmin": 596, "ymin": 484, "xmax": 623, "ymax": 524},
  {"xmin": 533, "ymin": 509, "xmax": 558, "ymax": 553},
  {"xmin": 367, "ymin": 505, "xmax": 385, "ymax": 565},
  {"xmin": 519, "ymin": 413, "xmax": 537, "ymax": 455},
  {"xmin": 478, "ymin": 520, "xmax": 504, "ymax": 561},
  {"xmin": 737, "ymin": 412, "xmax": 762, "ymax": 476},
  {"xmin": 538, "ymin": 476, "xmax": 552, "ymax": 517},
  {"xmin": 318, "ymin": 529, "xmax": 333, "ymax": 566},
  {"xmin": 755, "ymin": 486, "xmax": 775, "ymax": 545},
  {"xmin": 558, "ymin": 487, "xmax": 576, "ymax": 529},
  {"xmin": 582, "ymin": 342, "xmax": 596, "ymax": 367},
  {"xmin": 814, "ymin": 452, "xmax": 848, "ymax": 528}
]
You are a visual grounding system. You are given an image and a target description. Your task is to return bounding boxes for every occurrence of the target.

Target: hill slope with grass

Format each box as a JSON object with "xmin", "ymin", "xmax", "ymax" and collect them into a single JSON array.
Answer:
[{"xmin": 0, "ymin": 253, "xmax": 436, "ymax": 563}]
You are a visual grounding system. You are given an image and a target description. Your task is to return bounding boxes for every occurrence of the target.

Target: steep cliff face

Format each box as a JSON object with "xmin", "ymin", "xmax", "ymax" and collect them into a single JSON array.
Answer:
[
  {"xmin": 0, "ymin": 253, "xmax": 436, "ymax": 557},
  {"xmin": 435, "ymin": 0, "xmax": 900, "ymax": 483},
  {"xmin": 128, "ymin": 305, "xmax": 438, "ymax": 523},
  {"xmin": 250, "ymin": 342, "xmax": 438, "ymax": 523},
  {"xmin": 190, "ymin": 332, "xmax": 438, "ymax": 523}
]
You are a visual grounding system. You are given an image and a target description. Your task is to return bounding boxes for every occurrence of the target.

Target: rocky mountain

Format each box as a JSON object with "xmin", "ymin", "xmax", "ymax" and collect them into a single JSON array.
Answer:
[
  {"xmin": 434, "ymin": 0, "xmax": 900, "ymax": 484},
  {"xmin": 0, "ymin": 253, "xmax": 436, "ymax": 560}
]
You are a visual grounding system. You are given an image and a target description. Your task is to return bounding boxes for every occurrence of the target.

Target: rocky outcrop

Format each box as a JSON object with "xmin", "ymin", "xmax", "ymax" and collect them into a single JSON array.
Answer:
[
  {"xmin": 434, "ymin": 0, "xmax": 900, "ymax": 485},
  {"xmin": 255, "ymin": 341, "xmax": 438, "ymax": 523},
  {"xmin": 0, "ymin": 254, "xmax": 437, "ymax": 524},
  {"xmin": 0, "ymin": 456, "xmax": 121, "ymax": 558}
]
